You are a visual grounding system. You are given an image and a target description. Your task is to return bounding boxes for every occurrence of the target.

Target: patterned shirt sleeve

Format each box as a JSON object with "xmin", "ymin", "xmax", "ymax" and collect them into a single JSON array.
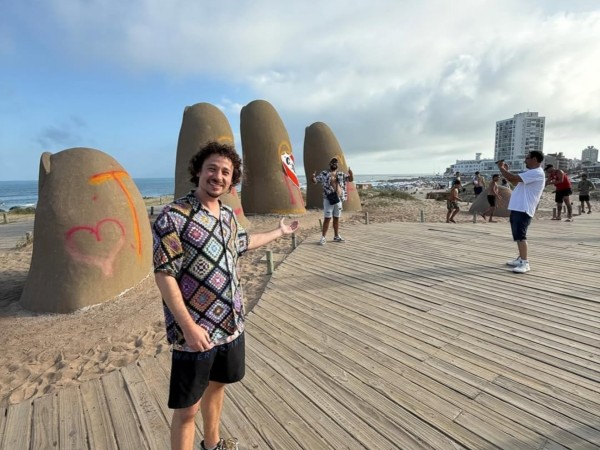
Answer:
[
  {"xmin": 315, "ymin": 170, "xmax": 329, "ymax": 185},
  {"xmin": 234, "ymin": 215, "xmax": 249, "ymax": 257},
  {"xmin": 152, "ymin": 208, "xmax": 184, "ymax": 277}
]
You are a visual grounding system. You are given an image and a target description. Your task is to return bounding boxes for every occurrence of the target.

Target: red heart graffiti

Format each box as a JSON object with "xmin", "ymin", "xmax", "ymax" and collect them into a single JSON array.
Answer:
[{"xmin": 65, "ymin": 218, "xmax": 126, "ymax": 276}]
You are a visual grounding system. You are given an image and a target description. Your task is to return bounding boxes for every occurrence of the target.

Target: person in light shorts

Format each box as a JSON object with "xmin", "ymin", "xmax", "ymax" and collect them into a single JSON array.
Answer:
[{"xmin": 312, "ymin": 157, "xmax": 354, "ymax": 245}]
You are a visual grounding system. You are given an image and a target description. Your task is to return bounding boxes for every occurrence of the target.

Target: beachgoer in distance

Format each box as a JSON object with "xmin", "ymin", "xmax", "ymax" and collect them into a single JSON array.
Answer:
[
  {"xmin": 545, "ymin": 164, "xmax": 574, "ymax": 222},
  {"xmin": 152, "ymin": 142, "xmax": 299, "ymax": 450},
  {"xmin": 312, "ymin": 157, "xmax": 353, "ymax": 245},
  {"xmin": 446, "ymin": 179, "xmax": 462, "ymax": 223},
  {"xmin": 577, "ymin": 173, "xmax": 596, "ymax": 214},
  {"xmin": 481, "ymin": 173, "xmax": 502, "ymax": 222},
  {"xmin": 451, "ymin": 171, "xmax": 461, "ymax": 190},
  {"xmin": 472, "ymin": 171, "xmax": 486, "ymax": 196},
  {"xmin": 497, "ymin": 151, "xmax": 545, "ymax": 273}
]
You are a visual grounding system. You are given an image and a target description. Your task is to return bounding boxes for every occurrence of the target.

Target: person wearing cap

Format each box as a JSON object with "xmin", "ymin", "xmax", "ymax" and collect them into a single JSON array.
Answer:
[
  {"xmin": 498, "ymin": 151, "xmax": 545, "ymax": 274},
  {"xmin": 545, "ymin": 164, "xmax": 574, "ymax": 221},
  {"xmin": 577, "ymin": 173, "xmax": 596, "ymax": 214},
  {"xmin": 311, "ymin": 157, "xmax": 353, "ymax": 244}
]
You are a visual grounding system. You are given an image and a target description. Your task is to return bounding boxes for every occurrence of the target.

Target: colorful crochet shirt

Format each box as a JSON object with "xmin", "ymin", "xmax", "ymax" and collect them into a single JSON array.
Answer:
[{"xmin": 152, "ymin": 192, "xmax": 249, "ymax": 350}]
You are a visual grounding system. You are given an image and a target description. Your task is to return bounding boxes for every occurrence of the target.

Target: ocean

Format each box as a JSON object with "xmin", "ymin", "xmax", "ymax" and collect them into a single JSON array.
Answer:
[{"xmin": 0, "ymin": 174, "xmax": 441, "ymax": 210}]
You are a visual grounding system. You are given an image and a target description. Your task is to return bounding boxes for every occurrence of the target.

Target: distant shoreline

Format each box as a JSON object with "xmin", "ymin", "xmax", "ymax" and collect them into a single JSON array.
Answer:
[{"xmin": 0, "ymin": 174, "xmax": 451, "ymax": 210}]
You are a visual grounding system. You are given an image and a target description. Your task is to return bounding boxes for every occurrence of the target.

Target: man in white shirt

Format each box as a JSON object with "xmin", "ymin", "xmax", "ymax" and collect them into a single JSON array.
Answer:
[{"xmin": 497, "ymin": 150, "xmax": 545, "ymax": 273}]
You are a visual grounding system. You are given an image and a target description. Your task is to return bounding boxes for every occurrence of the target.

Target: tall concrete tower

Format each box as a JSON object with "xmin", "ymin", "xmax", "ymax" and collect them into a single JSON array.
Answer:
[{"xmin": 494, "ymin": 112, "xmax": 545, "ymax": 170}]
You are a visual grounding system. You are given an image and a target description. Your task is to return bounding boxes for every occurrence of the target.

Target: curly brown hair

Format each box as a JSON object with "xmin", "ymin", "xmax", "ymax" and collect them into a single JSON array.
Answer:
[{"xmin": 188, "ymin": 141, "xmax": 242, "ymax": 189}]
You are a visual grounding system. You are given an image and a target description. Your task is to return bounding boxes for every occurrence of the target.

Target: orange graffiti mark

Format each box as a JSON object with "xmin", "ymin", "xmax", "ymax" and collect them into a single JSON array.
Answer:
[
  {"xmin": 89, "ymin": 170, "xmax": 142, "ymax": 258},
  {"xmin": 65, "ymin": 218, "xmax": 126, "ymax": 277}
]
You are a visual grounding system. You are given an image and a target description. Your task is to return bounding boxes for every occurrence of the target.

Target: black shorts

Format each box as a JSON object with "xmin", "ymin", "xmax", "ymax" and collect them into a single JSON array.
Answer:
[
  {"xmin": 555, "ymin": 188, "xmax": 572, "ymax": 204},
  {"xmin": 487, "ymin": 195, "xmax": 496, "ymax": 207},
  {"xmin": 510, "ymin": 210, "xmax": 532, "ymax": 241},
  {"xmin": 168, "ymin": 333, "xmax": 245, "ymax": 409},
  {"xmin": 579, "ymin": 194, "xmax": 590, "ymax": 202},
  {"xmin": 474, "ymin": 186, "xmax": 483, "ymax": 195}
]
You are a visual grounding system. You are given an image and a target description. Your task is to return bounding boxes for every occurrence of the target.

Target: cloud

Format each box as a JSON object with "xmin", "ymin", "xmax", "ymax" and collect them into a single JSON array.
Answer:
[
  {"xmin": 4, "ymin": 0, "xmax": 600, "ymax": 177},
  {"xmin": 35, "ymin": 116, "xmax": 87, "ymax": 149}
]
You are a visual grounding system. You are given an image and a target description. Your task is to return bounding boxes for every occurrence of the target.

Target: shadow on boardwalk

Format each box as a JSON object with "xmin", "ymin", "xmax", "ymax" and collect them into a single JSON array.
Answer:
[{"xmin": 2, "ymin": 215, "xmax": 600, "ymax": 449}]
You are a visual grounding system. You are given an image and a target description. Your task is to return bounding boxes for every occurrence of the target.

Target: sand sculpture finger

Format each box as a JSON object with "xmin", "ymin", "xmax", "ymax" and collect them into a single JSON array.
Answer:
[
  {"xmin": 20, "ymin": 148, "xmax": 153, "ymax": 313},
  {"xmin": 240, "ymin": 100, "xmax": 305, "ymax": 215},
  {"xmin": 174, "ymin": 102, "xmax": 249, "ymax": 228},
  {"xmin": 303, "ymin": 122, "xmax": 361, "ymax": 211},
  {"xmin": 468, "ymin": 186, "xmax": 512, "ymax": 217}
]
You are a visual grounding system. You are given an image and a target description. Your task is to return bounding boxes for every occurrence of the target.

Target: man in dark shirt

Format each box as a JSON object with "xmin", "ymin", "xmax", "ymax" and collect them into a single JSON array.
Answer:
[{"xmin": 153, "ymin": 141, "xmax": 298, "ymax": 450}]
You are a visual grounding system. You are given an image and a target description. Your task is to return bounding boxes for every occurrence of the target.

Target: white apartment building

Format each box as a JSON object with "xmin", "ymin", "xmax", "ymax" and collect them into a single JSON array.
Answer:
[
  {"xmin": 494, "ymin": 112, "xmax": 545, "ymax": 171},
  {"xmin": 582, "ymin": 146, "xmax": 599, "ymax": 163},
  {"xmin": 446, "ymin": 153, "xmax": 496, "ymax": 177}
]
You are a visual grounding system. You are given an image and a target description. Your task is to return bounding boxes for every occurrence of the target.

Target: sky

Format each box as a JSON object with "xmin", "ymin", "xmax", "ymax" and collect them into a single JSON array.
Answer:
[{"xmin": 1, "ymin": 0, "xmax": 600, "ymax": 181}]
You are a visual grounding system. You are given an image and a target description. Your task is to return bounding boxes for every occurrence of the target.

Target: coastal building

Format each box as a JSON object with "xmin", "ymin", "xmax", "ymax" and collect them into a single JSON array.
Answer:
[
  {"xmin": 494, "ymin": 112, "xmax": 545, "ymax": 171},
  {"xmin": 445, "ymin": 153, "xmax": 496, "ymax": 179},
  {"xmin": 545, "ymin": 152, "xmax": 568, "ymax": 172},
  {"xmin": 582, "ymin": 145, "xmax": 599, "ymax": 163}
]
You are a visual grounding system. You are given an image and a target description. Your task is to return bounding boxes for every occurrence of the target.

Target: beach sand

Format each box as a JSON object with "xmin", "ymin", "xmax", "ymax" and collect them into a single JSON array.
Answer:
[{"xmin": 0, "ymin": 191, "xmax": 594, "ymax": 407}]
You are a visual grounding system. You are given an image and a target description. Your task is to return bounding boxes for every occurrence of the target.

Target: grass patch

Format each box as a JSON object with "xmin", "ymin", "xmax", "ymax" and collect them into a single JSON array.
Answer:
[
  {"xmin": 7, "ymin": 207, "xmax": 36, "ymax": 215},
  {"xmin": 358, "ymin": 188, "xmax": 417, "ymax": 202}
]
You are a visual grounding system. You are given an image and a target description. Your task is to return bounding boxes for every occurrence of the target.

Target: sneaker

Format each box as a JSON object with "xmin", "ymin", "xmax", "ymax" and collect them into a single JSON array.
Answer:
[
  {"xmin": 333, "ymin": 235, "xmax": 345, "ymax": 242},
  {"xmin": 588, "ymin": 211, "xmax": 592, "ymax": 214},
  {"xmin": 319, "ymin": 236, "xmax": 326, "ymax": 245},
  {"xmin": 201, "ymin": 438, "xmax": 239, "ymax": 450},
  {"xmin": 512, "ymin": 260, "xmax": 530, "ymax": 273},
  {"xmin": 506, "ymin": 256, "xmax": 522, "ymax": 267}
]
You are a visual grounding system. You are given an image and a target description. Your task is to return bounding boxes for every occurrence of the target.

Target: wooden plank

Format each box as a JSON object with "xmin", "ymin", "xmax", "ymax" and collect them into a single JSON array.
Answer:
[
  {"xmin": 475, "ymin": 393, "xmax": 599, "ymax": 450},
  {"xmin": 220, "ymin": 392, "xmax": 270, "ymax": 450},
  {"xmin": 121, "ymin": 363, "xmax": 172, "ymax": 450},
  {"xmin": 428, "ymin": 308, "xmax": 600, "ymax": 382},
  {"xmin": 31, "ymin": 393, "xmax": 58, "ymax": 450},
  {"xmin": 246, "ymin": 328, "xmax": 405, "ymax": 449},
  {"xmin": 249, "ymin": 313, "xmax": 490, "ymax": 449},
  {"xmin": 226, "ymin": 378, "xmax": 314, "ymax": 449},
  {"xmin": 80, "ymin": 378, "xmax": 118, "ymax": 450},
  {"xmin": 244, "ymin": 350, "xmax": 362, "ymax": 449},
  {"xmin": 2, "ymin": 401, "xmax": 32, "ymax": 450},
  {"xmin": 431, "ymin": 346, "xmax": 600, "ymax": 414},
  {"xmin": 136, "ymin": 356, "xmax": 172, "ymax": 425},
  {"xmin": 57, "ymin": 386, "xmax": 87, "ymax": 450},
  {"xmin": 0, "ymin": 407, "xmax": 5, "ymax": 448},
  {"xmin": 101, "ymin": 369, "xmax": 149, "ymax": 450},
  {"xmin": 256, "ymin": 296, "xmax": 549, "ymax": 448}
]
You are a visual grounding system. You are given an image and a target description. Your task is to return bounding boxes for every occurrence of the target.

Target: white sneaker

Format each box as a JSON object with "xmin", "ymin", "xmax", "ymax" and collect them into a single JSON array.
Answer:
[
  {"xmin": 512, "ymin": 260, "xmax": 530, "ymax": 273},
  {"xmin": 506, "ymin": 256, "xmax": 522, "ymax": 267},
  {"xmin": 319, "ymin": 236, "xmax": 326, "ymax": 245},
  {"xmin": 333, "ymin": 235, "xmax": 345, "ymax": 242}
]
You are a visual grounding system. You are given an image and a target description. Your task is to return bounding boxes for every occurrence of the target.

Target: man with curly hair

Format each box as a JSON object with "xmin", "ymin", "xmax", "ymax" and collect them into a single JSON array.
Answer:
[{"xmin": 152, "ymin": 141, "xmax": 299, "ymax": 450}]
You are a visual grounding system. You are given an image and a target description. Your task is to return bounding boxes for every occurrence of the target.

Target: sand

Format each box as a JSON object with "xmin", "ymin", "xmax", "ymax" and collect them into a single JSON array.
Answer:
[{"xmin": 0, "ymin": 190, "xmax": 595, "ymax": 407}]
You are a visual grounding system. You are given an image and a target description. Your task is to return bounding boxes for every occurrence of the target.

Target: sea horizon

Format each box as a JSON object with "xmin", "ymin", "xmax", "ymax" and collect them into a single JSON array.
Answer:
[{"xmin": 0, "ymin": 173, "xmax": 448, "ymax": 210}]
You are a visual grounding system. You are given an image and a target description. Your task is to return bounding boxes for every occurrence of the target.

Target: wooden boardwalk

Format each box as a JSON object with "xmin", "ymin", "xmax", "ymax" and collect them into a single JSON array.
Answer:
[{"xmin": 2, "ymin": 214, "xmax": 600, "ymax": 449}]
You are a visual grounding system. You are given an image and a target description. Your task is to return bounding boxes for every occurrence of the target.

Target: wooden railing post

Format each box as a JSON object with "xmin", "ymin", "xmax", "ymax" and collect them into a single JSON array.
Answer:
[{"xmin": 266, "ymin": 251, "xmax": 273, "ymax": 274}]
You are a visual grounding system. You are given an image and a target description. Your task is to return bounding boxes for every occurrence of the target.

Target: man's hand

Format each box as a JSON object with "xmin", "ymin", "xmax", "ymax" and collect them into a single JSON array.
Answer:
[
  {"xmin": 182, "ymin": 323, "xmax": 214, "ymax": 352},
  {"xmin": 497, "ymin": 161, "xmax": 508, "ymax": 171},
  {"xmin": 279, "ymin": 218, "xmax": 299, "ymax": 235}
]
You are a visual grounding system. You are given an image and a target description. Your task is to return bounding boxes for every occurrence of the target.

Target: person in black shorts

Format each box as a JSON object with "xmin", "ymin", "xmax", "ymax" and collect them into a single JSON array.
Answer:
[
  {"xmin": 153, "ymin": 142, "xmax": 299, "ymax": 450},
  {"xmin": 481, "ymin": 174, "xmax": 502, "ymax": 222},
  {"xmin": 577, "ymin": 173, "xmax": 596, "ymax": 214}
]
